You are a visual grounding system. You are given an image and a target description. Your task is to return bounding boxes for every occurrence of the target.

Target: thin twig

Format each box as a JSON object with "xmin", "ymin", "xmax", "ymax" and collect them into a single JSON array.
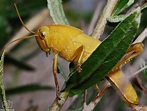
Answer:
[
  {"xmin": 134, "ymin": 76, "xmax": 147, "ymax": 93},
  {"xmin": 0, "ymin": 51, "xmax": 9, "ymax": 110},
  {"xmin": 92, "ymin": 0, "xmax": 118, "ymax": 39},
  {"xmin": 130, "ymin": 65, "xmax": 147, "ymax": 78},
  {"xmin": 83, "ymin": 81, "xmax": 111, "ymax": 111},
  {"xmin": 82, "ymin": 90, "xmax": 87, "ymax": 111},
  {"xmin": 132, "ymin": 105, "xmax": 147, "ymax": 111},
  {"xmin": 127, "ymin": 0, "xmax": 147, "ymax": 14},
  {"xmin": 49, "ymin": 90, "xmax": 69, "ymax": 111},
  {"xmin": 133, "ymin": 28, "xmax": 147, "ymax": 44},
  {"xmin": 88, "ymin": 0, "xmax": 106, "ymax": 35}
]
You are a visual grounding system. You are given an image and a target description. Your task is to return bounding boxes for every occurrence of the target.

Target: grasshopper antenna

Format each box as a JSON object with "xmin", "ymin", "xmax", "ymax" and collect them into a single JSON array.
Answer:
[
  {"xmin": 14, "ymin": 3, "xmax": 35, "ymax": 34},
  {"xmin": 2, "ymin": 35, "xmax": 37, "ymax": 53},
  {"xmin": 1, "ymin": 3, "xmax": 37, "ymax": 53}
]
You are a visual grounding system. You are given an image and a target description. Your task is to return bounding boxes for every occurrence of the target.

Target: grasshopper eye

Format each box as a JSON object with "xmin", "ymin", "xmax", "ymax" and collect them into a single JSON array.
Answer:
[
  {"xmin": 39, "ymin": 31, "xmax": 46, "ymax": 40},
  {"xmin": 38, "ymin": 26, "xmax": 49, "ymax": 40}
]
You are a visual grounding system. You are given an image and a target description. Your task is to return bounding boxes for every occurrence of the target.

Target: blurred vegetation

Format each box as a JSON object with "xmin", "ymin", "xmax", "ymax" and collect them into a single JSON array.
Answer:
[
  {"xmin": 0, "ymin": 0, "xmax": 47, "ymax": 49},
  {"xmin": 0, "ymin": 0, "xmax": 47, "ymax": 70}
]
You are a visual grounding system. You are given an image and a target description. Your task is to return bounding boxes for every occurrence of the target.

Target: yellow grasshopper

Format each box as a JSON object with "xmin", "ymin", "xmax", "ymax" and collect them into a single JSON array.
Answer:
[
  {"xmin": 4, "ymin": 4, "xmax": 143, "ymax": 107},
  {"xmin": 35, "ymin": 25, "xmax": 143, "ymax": 106}
]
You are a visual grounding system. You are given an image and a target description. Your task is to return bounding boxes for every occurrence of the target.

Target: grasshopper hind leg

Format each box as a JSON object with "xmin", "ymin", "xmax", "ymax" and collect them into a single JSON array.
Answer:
[
  {"xmin": 112, "ymin": 42, "xmax": 144, "ymax": 71},
  {"xmin": 107, "ymin": 42, "xmax": 144, "ymax": 106}
]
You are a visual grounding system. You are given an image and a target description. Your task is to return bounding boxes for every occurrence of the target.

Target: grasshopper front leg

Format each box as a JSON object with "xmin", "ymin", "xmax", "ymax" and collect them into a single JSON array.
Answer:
[
  {"xmin": 106, "ymin": 42, "xmax": 144, "ymax": 107},
  {"xmin": 71, "ymin": 45, "xmax": 85, "ymax": 72},
  {"xmin": 53, "ymin": 53, "xmax": 60, "ymax": 99}
]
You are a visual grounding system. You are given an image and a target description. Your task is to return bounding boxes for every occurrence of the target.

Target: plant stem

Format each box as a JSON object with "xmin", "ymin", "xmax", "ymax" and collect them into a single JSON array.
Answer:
[
  {"xmin": 92, "ymin": 0, "xmax": 118, "ymax": 39},
  {"xmin": 0, "ymin": 51, "xmax": 9, "ymax": 111},
  {"xmin": 88, "ymin": 0, "xmax": 106, "ymax": 35},
  {"xmin": 49, "ymin": 90, "xmax": 70, "ymax": 111}
]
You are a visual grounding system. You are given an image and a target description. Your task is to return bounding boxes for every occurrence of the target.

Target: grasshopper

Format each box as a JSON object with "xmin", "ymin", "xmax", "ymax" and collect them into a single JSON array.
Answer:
[
  {"xmin": 35, "ymin": 24, "xmax": 143, "ymax": 106},
  {"xmin": 3, "ymin": 4, "xmax": 143, "ymax": 107}
]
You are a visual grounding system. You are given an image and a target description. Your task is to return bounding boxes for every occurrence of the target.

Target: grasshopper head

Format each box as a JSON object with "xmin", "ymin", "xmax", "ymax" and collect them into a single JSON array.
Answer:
[
  {"xmin": 8, "ymin": 4, "xmax": 50, "ymax": 56},
  {"xmin": 35, "ymin": 26, "xmax": 51, "ymax": 56}
]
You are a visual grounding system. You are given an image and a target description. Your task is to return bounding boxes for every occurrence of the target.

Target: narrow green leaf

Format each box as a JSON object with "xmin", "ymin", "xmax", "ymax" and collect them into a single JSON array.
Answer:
[
  {"xmin": 112, "ymin": 0, "xmax": 134, "ymax": 16},
  {"xmin": 47, "ymin": 0, "xmax": 69, "ymax": 25},
  {"xmin": 108, "ymin": 0, "xmax": 134, "ymax": 23},
  {"xmin": 0, "ymin": 51, "xmax": 9, "ymax": 110},
  {"xmin": 141, "ymin": 3, "xmax": 147, "ymax": 10},
  {"xmin": 63, "ymin": 8, "xmax": 141, "ymax": 95},
  {"xmin": 5, "ymin": 84, "xmax": 54, "ymax": 95}
]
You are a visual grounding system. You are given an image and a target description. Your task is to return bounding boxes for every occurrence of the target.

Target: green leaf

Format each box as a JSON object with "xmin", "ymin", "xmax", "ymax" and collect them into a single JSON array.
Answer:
[
  {"xmin": 63, "ymin": 7, "xmax": 141, "ymax": 95},
  {"xmin": 0, "ymin": 51, "xmax": 9, "ymax": 110},
  {"xmin": 47, "ymin": 0, "xmax": 69, "ymax": 25},
  {"xmin": 5, "ymin": 84, "xmax": 54, "ymax": 95},
  {"xmin": 112, "ymin": 0, "xmax": 134, "ymax": 16},
  {"xmin": 107, "ymin": 0, "xmax": 134, "ymax": 23},
  {"xmin": 141, "ymin": 3, "xmax": 147, "ymax": 10}
]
